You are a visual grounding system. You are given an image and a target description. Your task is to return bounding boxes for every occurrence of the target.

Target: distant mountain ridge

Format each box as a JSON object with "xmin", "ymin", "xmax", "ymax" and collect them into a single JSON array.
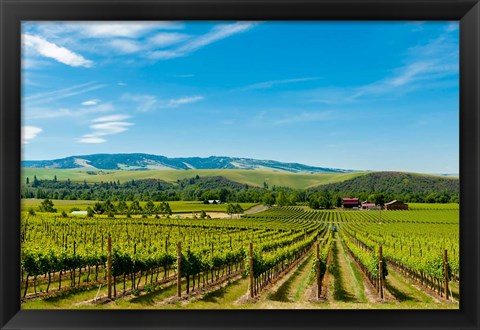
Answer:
[{"xmin": 22, "ymin": 153, "xmax": 353, "ymax": 174}]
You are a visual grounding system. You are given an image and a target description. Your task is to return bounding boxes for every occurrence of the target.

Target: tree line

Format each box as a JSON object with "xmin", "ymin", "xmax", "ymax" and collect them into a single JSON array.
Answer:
[{"xmin": 22, "ymin": 173, "xmax": 459, "ymax": 208}]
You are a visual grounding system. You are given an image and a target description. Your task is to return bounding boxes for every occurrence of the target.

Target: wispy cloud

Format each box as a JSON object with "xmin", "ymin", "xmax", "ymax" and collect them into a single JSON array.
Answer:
[
  {"xmin": 167, "ymin": 95, "xmax": 204, "ymax": 108},
  {"xmin": 78, "ymin": 115, "xmax": 134, "ymax": 144},
  {"xmin": 355, "ymin": 35, "xmax": 458, "ymax": 98},
  {"xmin": 22, "ymin": 126, "xmax": 42, "ymax": 144},
  {"xmin": 82, "ymin": 99, "xmax": 101, "ymax": 106},
  {"xmin": 149, "ymin": 22, "xmax": 258, "ymax": 60},
  {"xmin": 90, "ymin": 121, "xmax": 133, "ymax": 135},
  {"xmin": 92, "ymin": 114, "xmax": 130, "ymax": 122},
  {"xmin": 37, "ymin": 21, "xmax": 183, "ymax": 40},
  {"xmin": 305, "ymin": 31, "xmax": 458, "ymax": 105},
  {"xmin": 108, "ymin": 39, "xmax": 142, "ymax": 54},
  {"xmin": 445, "ymin": 22, "xmax": 459, "ymax": 32},
  {"xmin": 26, "ymin": 82, "xmax": 107, "ymax": 106},
  {"xmin": 21, "ymin": 58, "xmax": 51, "ymax": 70},
  {"xmin": 23, "ymin": 34, "xmax": 93, "ymax": 67},
  {"xmin": 25, "ymin": 103, "xmax": 113, "ymax": 120},
  {"xmin": 273, "ymin": 111, "xmax": 333, "ymax": 126},
  {"xmin": 172, "ymin": 74, "xmax": 194, "ymax": 78},
  {"xmin": 122, "ymin": 93, "xmax": 158, "ymax": 112},
  {"xmin": 221, "ymin": 119, "xmax": 235, "ymax": 125},
  {"xmin": 26, "ymin": 82, "xmax": 95, "ymax": 101},
  {"xmin": 409, "ymin": 21, "xmax": 425, "ymax": 32},
  {"xmin": 122, "ymin": 93, "xmax": 204, "ymax": 111},
  {"xmin": 24, "ymin": 21, "xmax": 256, "ymax": 63},
  {"xmin": 148, "ymin": 33, "xmax": 190, "ymax": 48},
  {"xmin": 77, "ymin": 134, "xmax": 106, "ymax": 144},
  {"xmin": 236, "ymin": 77, "xmax": 320, "ymax": 91}
]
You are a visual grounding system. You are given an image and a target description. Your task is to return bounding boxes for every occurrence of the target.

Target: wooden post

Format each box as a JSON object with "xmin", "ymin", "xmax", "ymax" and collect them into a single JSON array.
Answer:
[
  {"xmin": 378, "ymin": 245, "xmax": 383, "ymax": 300},
  {"xmin": 316, "ymin": 243, "xmax": 321, "ymax": 299},
  {"xmin": 249, "ymin": 241, "xmax": 254, "ymax": 298},
  {"xmin": 444, "ymin": 249, "xmax": 449, "ymax": 300},
  {"xmin": 177, "ymin": 242, "xmax": 182, "ymax": 297},
  {"xmin": 107, "ymin": 236, "xmax": 112, "ymax": 299}
]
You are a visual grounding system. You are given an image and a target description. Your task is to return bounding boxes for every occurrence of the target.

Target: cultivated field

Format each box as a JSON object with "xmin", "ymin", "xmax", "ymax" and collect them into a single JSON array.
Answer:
[{"xmin": 20, "ymin": 204, "xmax": 459, "ymax": 309}]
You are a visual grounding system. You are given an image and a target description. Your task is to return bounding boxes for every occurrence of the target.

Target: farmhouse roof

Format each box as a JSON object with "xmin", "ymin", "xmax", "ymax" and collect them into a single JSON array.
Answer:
[
  {"xmin": 385, "ymin": 200, "xmax": 403, "ymax": 205},
  {"xmin": 362, "ymin": 203, "xmax": 376, "ymax": 207}
]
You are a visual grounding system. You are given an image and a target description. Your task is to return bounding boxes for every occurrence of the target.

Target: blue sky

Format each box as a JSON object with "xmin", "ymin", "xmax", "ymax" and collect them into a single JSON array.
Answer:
[{"xmin": 22, "ymin": 21, "xmax": 459, "ymax": 173}]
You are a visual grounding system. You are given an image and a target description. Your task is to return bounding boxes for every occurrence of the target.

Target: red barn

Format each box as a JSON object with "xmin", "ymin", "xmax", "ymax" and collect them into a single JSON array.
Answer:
[{"xmin": 343, "ymin": 198, "xmax": 359, "ymax": 209}]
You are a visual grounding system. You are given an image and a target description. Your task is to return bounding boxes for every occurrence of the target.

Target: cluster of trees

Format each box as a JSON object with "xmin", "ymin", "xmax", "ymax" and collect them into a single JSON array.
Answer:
[
  {"xmin": 226, "ymin": 203, "xmax": 244, "ymax": 215},
  {"xmin": 32, "ymin": 199, "xmax": 174, "ymax": 217},
  {"xmin": 90, "ymin": 200, "xmax": 173, "ymax": 217},
  {"xmin": 22, "ymin": 176, "xmax": 268, "ymax": 203}
]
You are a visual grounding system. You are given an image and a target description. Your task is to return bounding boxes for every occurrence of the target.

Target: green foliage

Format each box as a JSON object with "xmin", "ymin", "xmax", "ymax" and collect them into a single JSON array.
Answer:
[
  {"xmin": 226, "ymin": 203, "xmax": 244, "ymax": 215},
  {"xmin": 312, "ymin": 172, "xmax": 459, "ymax": 204},
  {"xmin": 38, "ymin": 199, "xmax": 56, "ymax": 213}
]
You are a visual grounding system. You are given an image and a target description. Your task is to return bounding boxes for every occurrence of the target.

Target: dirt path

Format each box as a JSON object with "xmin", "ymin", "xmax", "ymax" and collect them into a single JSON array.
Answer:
[{"xmin": 244, "ymin": 205, "xmax": 269, "ymax": 215}]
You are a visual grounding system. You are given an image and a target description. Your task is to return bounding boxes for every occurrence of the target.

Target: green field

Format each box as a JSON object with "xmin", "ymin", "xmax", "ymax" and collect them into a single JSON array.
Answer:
[
  {"xmin": 22, "ymin": 168, "xmax": 367, "ymax": 189},
  {"xmin": 21, "ymin": 199, "xmax": 258, "ymax": 214}
]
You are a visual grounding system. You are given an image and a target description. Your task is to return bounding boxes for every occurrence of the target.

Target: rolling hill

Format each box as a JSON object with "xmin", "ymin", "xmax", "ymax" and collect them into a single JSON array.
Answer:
[
  {"xmin": 310, "ymin": 171, "xmax": 459, "ymax": 196},
  {"xmin": 22, "ymin": 153, "xmax": 353, "ymax": 174},
  {"xmin": 22, "ymin": 168, "xmax": 366, "ymax": 190}
]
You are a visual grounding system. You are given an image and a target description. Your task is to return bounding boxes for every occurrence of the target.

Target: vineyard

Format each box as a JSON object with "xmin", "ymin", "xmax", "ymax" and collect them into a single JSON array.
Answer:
[{"xmin": 21, "ymin": 204, "xmax": 459, "ymax": 309}]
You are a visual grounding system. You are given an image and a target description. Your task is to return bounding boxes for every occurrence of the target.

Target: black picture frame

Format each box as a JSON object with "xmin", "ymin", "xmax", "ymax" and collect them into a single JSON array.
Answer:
[{"xmin": 1, "ymin": 0, "xmax": 479, "ymax": 329}]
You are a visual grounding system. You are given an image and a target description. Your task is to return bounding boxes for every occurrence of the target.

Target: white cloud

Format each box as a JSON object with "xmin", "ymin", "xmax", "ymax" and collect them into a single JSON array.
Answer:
[
  {"xmin": 149, "ymin": 22, "xmax": 258, "ymax": 60},
  {"xmin": 237, "ymin": 77, "xmax": 320, "ymax": 91},
  {"xmin": 22, "ymin": 126, "xmax": 42, "ymax": 144},
  {"xmin": 167, "ymin": 95, "xmax": 204, "ymax": 108},
  {"xmin": 56, "ymin": 21, "xmax": 183, "ymax": 39},
  {"xmin": 108, "ymin": 39, "xmax": 142, "ymax": 54},
  {"xmin": 78, "ymin": 117, "xmax": 133, "ymax": 144},
  {"xmin": 92, "ymin": 114, "xmax": 130, "ymax": 122},
  {"xmin": 90, "ymin": 121, "xmax": 133, "ymax": 135},
  {"xmin": 77, "ymin": 134, "xmax": 107, "ymax": 144},
  {"xmin": 148, "ymin": 33, "xmax": 190, "ymax": 48},
  {"xmin": 82, "ymin": 99, "xmax": 100, "ymax": 106},
  {"xmin": 23, "ymin": 34, "xmax": 93, "ymax": 67}
]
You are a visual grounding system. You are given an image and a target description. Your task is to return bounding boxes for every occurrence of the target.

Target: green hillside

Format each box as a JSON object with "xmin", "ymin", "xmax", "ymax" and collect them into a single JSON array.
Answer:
[
  {"xmin": 310, "ymin": 171, "xmax": 459, "ymax": 203},
  {"xmin": 22, "ymin": 168, "xmax": 367, "ymax": 190}
]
